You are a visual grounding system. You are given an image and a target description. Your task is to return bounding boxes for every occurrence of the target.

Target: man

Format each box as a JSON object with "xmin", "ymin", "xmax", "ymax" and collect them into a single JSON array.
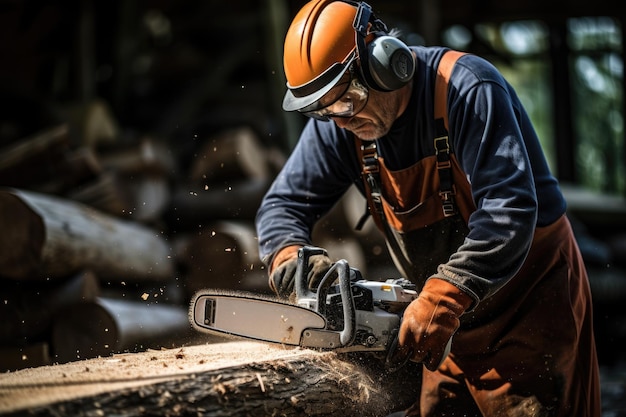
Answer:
[{"xmin": 255, "ymin": 0, "xmax": 601, "ymax": 415}]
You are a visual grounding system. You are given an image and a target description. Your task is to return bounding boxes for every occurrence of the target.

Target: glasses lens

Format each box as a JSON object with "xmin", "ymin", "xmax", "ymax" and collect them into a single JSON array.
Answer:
[
  {"xmin": 299, "ymin": 73, "xmax": 351, "ymax": 113},
  {"xmin": 317, "ymin": 81, "xmax": 351, "ymax": 109},
  {"xmin": 302, "ymin": 76, "xmax": 368, "ymax": 121}
]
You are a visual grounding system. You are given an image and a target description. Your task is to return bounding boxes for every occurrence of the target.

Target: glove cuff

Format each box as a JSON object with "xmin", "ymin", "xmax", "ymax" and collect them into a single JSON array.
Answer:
[
  {"xmin": 269, "ymin": 245, "xmax": 302, "ymax": 275},
  {"xmin": 422, "ymin": 278, "xmax": 474, "ymax": 315}
]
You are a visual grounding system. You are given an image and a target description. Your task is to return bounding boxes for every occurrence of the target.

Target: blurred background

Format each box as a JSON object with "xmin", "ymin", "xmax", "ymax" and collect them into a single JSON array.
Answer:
[{"xmin": 0, "ymin": 0, "xmax": 625, "ymax": 392}]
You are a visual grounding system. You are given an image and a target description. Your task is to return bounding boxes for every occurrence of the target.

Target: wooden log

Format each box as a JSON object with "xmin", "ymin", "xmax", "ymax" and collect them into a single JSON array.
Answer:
[
  {"xmin": 0, "ymin": 124, "xmax": 70, "ymax": 189},
  {"xmin": 0, "ymin": 124, "xmax": 115, "ymax": 195},
  {"xmin": 60, "ymin": 99, "xmax": 119, "ymax": 146},
  {"xmin": 120, "ymin": 176, "xmax": 171, "ymax": 224},
  {"xmin": 0, "ymin": 188, "xmax": 174, "ymax": 281},
  {"xmin": 36, "ymin": 147, "xmax": 102, "ymax": 195},
  {"xmin": 166, "ymin": 178, "xmax": 272, "ymax": 228},
  {"xmin": 174, "ymin": 220, "xmax": 269, "ymax": 296},
  {"xmin": 64, "ymin": 170, "xmax": 133, "ymax": 216},
  {"xmin": 0, "ymin": 270, "xmax": 99, "ymax": 345},
  {"xmin": 97, "ymin": 136, "xmax": 178, "ymax": 177},
  {"xmin": 0, "ymin": 189, "xmax": 46, "ymax": 278},
  {"xmin": 189, "ymin": 126, "xmax": 272, "ymax": 183},
  {"xmin": 166, "ymin": 127, "xmax": 283, "ymax": 230},
  {"xmin": 62, "ymin": 137, "xmax": 175, "ymax": 220},
  {"xmin": 67, "ymin": 172, "xmax": 171, "ymax": 223},
  {"xmin": 0, "ymin": 124, "xmax": 69, "ymax": 171},
  {"xmin": 51, "ymin": 297, "xmax": 193, "ymax": 364},
  {"xmin": 0, "ymin": 341, "xmax": 423, "ymax": 416}
]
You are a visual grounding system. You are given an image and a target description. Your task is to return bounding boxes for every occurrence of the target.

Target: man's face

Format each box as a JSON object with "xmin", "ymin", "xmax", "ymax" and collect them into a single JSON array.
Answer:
[
  {"xmin": 329, "ymin": 87, "xmax": 402, "ymax": 140},
  {"xmin": 299, "ymin": 67, "xmax": 409, "ymax": 141}
]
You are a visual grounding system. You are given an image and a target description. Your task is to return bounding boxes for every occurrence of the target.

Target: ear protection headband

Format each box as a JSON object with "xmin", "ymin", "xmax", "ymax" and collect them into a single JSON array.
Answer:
[{"xmin": 352, "ymin": 1, "xmax": 415, "ymax": 91}]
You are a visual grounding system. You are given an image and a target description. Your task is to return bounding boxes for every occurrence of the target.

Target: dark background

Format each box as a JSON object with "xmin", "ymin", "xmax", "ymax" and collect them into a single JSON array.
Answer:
[
  {"xmin": 2, "ymin": 0, "xmax": 624, "ymax": 156},
  {"xmin": 1, "ymin": 0, "xmax": 626, "ymax": 386}
]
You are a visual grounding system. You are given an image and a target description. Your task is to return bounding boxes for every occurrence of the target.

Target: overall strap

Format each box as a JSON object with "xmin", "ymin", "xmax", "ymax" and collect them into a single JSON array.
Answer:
[
  {"xmin": 355, "ymin": 50, "xmax": 467, "ymax": 228},
  {"xmin": 355, "ymin": 141, "xmax": 384, "ymax": 231},
  {"xmin": 434, "ymin": 50, "xmax": 466, "ymax": 217},
  {"xmin": 435, "ymin": 50, "xmax": 466, "ymax": 130}
]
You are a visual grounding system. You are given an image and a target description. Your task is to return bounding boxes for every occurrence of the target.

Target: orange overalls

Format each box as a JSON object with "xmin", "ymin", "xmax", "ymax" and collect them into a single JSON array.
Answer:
[{"xmin": 356, "ymin": 52, "xmax": 601, "ymax": 416}]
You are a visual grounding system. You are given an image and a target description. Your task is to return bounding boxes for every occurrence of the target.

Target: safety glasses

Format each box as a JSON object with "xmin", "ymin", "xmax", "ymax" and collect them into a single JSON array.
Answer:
[{"xmin": 300, "ymin": 71, "xmax": 369, "ymax": 122}]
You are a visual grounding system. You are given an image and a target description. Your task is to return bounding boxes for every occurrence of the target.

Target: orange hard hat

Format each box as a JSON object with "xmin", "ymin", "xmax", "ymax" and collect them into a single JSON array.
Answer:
[{"xmin": 282, "ymin": 0, "xmax": 360, "ymax": 112}]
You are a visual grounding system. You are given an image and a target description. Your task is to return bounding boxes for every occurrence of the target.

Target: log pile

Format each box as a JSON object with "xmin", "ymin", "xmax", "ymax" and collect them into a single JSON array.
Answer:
[
  {"xmin": 2, "ymin": 99, "xmax": 626, "ymax": 376},
  {"xmin": 2, "ymin": 96, "xmax": 626, "ymax": 382},
  {"xmin": 0, "ymin": 0, "xmax": 398, "ymax": 380},
  {"xmin": 0, "ymin": 117, "xmax": 261, "ymax": 369},
  {"xmin": 0, "ymin": 111, "xmax": 394, "ymax": 373}
]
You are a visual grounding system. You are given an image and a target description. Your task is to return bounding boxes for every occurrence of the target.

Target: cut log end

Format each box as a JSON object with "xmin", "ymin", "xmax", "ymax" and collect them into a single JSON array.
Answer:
[{"xmin": 0, "ymin": 191, "xmax": 45, "ymax": 278}]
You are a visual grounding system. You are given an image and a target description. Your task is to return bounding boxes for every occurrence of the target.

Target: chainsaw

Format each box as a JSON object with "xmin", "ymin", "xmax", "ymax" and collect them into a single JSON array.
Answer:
[{"xmin": 189, "ymin": 246, "xmax": 419, "ymax": 366}]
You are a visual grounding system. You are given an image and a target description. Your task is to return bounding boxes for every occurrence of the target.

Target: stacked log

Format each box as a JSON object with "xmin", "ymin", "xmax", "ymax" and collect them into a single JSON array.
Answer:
[
  {"xmin": 0, "ymin": 124, "xmax": 100, "ymax": 194},
  {"xmin": 0, "ymin": 188, "xmax": 174, "ymax": 280},
  {"xmin": 0, "ymin": 115, "xmax": 402, "ymax": 372},
  {"xmin": 173, "ymin": 220, "xmax": 268, "ymax": 297},
  {"xmin": 77, "ymin": 136, "xmax": 178, "ymax": 222},
  {"xmin": 0, "ymin": 270, "xmax": 100, "ymax": 370},
  {"xmin": 0, "ymin": 120, "xmax": 308, "ymax": 371},
  {"xmin": 51, "ymin": 297, "xmax": 193, "ymax": 363}
]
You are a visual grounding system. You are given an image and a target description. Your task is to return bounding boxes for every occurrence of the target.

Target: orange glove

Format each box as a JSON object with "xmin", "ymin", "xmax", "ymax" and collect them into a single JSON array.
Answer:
[
  {"xmin": 398, "ymin": 278, "xmax": 473, "ymax": 371},
  {"xmin": 268, "ymin": 245, "xmax": 332, "ymax": 299}
]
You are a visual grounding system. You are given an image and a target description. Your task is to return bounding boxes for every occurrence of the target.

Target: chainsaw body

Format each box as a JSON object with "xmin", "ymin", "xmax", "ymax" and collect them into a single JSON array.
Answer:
[{"xmin": 190, "ymin": 246, "xmax": 418, "ymax": 354}]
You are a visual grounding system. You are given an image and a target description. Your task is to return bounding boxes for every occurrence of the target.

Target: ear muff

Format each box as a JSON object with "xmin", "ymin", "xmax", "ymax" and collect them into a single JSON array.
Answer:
[
  {"xmin": 366, "ymin": 36, "xmax": 415, "ymax": 91},
  {"xmin": 353, "ymin": 2, "xmax": 415, "ymax": 91}
]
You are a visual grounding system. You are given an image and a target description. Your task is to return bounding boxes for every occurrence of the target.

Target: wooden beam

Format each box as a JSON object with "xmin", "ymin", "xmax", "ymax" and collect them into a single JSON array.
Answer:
[
  {"xmin": 51, "ymin": 297, "xmax": 192, "ymax": 364},
  {"xmin": 0, "ymin": 341, "xmax": 423, "ymax": 416},
  {"xmin": 0, "ymin": 188, "xmax": 174, "ymax": 281}
]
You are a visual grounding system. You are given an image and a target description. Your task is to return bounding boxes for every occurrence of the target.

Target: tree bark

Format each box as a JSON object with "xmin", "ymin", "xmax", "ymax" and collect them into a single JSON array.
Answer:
[
  {"xmin": 0, "ymin": 188, "xmax": 174, "ymax": 281},
  {"xmin": 0, "ymin": 341, "xmax": 422, "ymax": 417}
]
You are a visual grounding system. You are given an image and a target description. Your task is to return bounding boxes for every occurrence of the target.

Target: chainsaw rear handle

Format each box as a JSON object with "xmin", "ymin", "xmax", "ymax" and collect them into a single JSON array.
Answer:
[{"xmin": 295, "ymin": 246, "xmax": 356, "ymax": 347}]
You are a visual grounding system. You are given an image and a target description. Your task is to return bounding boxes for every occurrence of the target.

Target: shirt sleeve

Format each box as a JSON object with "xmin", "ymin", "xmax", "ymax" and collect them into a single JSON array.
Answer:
[
  {"xmin": 434, "ymin": 55, "xmax": 539, "ymax": 303},
  {"xmin": 255, "ymin": 119, "xmax": 360, "ymax": 266}
]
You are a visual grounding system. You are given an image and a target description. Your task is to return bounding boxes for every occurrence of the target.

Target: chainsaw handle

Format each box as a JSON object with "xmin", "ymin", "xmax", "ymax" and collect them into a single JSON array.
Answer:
[
  {"xmin": 295, "ymin": 247, "xmax": 356, "ymax": 348},
  {"xmin": 317, "ymin": 260, "xmax": 356, "ymax": 347}
]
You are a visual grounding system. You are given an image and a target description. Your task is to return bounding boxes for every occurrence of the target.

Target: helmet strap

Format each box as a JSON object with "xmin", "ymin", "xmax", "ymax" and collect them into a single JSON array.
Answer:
[{"xmin": 353, "ymin": 2, "xmax": 379, "ymax": 89}]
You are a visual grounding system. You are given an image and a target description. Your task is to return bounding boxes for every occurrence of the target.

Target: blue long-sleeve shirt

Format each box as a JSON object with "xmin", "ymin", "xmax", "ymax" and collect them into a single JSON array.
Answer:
[{"xmin": 255, "ymin": 46, "xmax": 566, "ymax": 303}]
